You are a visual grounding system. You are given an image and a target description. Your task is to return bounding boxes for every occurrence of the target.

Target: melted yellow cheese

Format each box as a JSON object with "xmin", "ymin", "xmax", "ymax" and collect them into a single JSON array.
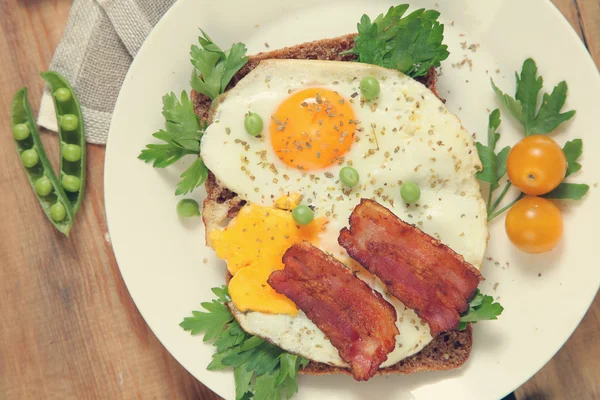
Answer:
[{"xmin": 209, "ymin": 203, "xmax": 326, "ymax": 316}]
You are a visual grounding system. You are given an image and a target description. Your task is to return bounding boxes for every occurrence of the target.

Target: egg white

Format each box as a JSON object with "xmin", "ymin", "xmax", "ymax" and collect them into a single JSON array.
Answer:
[
  {"xmin": 231, "ymin": 278, "xmax": 432, "ymax": 368},
  {"xmin": 202, "ymin": 60, "xmax": 487, "ymax": 368}
]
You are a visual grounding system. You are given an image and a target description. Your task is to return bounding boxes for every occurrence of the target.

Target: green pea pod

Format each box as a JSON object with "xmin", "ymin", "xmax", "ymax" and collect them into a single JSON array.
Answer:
[
  {"xmin": 41, "ymin": 71, "xmax": 86, "ymax": 214},
  {"xmin": 10, "ymin": 88, "xmax": 74, "ymax": 235}
]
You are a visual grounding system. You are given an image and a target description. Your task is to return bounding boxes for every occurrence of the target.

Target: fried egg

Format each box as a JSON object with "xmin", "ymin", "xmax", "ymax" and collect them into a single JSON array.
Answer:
[{"xmin": 201, "ymin": 60, "xmax": 487, "ymax": 368}]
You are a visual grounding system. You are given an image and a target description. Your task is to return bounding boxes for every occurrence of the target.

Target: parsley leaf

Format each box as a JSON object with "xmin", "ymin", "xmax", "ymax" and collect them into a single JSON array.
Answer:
[
  {"xmin": 138, "ymin": 92, "xmax": 203, "ymax": 167},
  {"xmin": 254, "ymin": 371, "xmax": 279, "ymax": 400},
  {"xmin": 515, "ymin": 58, "xmax": 543, "ymax": 125},
  {"xmin": 543, "ymin": 183, "xmax": 589, "ymax": 200},
  {"xmin": 180, "ymin": 298, "xmax": 233, "ymax": 340},
  {"xmin": 542, "ymin": 135, "xmax": 589, "ymax": 201},
  {"xmin": 475, "ymin": 143, "xmax": 497, "ymax": 187},
  {"xmin": 276, "ymin": 353, "xmax": 299, "ymax": 387},
  {"xmin": 458, "ymin": 289, "xmax": 504, "ymax": 330},
  {"xmin": 532, "ymin": 82, "xmax": 576, "ymax": 135},
  {"xmin": 213, "ymin": 320, "xmax": 246, "ymax": 352},
  {"xmin": 476, "ymin": 110, "xmax": 511, "ymax": 195},
  {"xmin": 347, "ymin": 5, "xmax": 449, "ymax": 77},
  {"xmin": 190, "ymin": 30, "xmax": 249, "ymax": 100},
  {"xmin": 487, "ymin": 108, "xmax": 501, "ymax": 149},
  {"xmin": 176, "ymin": 158, "xmax": 208, "ymax": 196},
  {"xmin": 181, "ymin": 286, "xmax": 309, "ymax": 400},
  {"xmin": 491, "ymin": 58, "xmax": 575, "ymax": 136},
  {"xmin": 495, "ymin": 147, "xmax": 510, "ymax": 185},
  {"xmin": 234, "ymin": 366, "xmax": 253, "ymax": 400},
  {"xmin": 563, "ymin": 139, "xmax": 583, "ymax": 177},
  {"xmin": 139, "ymin": 91, "xmax": 209, "ymax": 194},
  {"xmin": 138, "ymin": 144, "xmax": 194, "ymax": 169},
  {"xmin": 160, "ymin": 91, "xmax": 205, "ymax": 152},
  {"xmin": 491, "ymin": 79, "xmax": 523, "ymax": 124}
]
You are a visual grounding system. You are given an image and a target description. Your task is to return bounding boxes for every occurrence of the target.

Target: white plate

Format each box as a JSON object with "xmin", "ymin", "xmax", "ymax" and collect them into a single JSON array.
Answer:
[{"xmin": 105, "ymin": 1, "xmax": 600, "ymax": 399}]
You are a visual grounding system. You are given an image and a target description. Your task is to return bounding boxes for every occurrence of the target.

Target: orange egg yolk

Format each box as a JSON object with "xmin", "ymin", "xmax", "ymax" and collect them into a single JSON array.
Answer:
[
  {"xmin": 270, "ymin": 88, "xmax": 356, "ymax": 170},
  {"xmin": 209, "ymin": 203, "xmax": 327, "ymax": 316}
]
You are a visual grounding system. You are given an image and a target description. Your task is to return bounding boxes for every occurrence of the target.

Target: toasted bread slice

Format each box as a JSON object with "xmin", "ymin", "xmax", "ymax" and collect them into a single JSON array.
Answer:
[{"xmin": 193, "ymin": 34, "xmax": 472, "ymax": 376}]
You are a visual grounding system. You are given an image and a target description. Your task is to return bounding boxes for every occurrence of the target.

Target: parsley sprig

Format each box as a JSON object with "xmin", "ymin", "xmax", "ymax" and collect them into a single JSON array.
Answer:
[
  {"xmin": 542, "ymin": 139, "xmax": 589, "ymax": 200},
  {"xmin": 492, "ymin": 59, "xmax": 576, "ymax": 136},
  {"xmin": 344, "ymin": 5, "xmax": 449, "ymax": 77},
  {"xmin": 190, "ymin": 30, "xmax": 249, "ymax": 100},
  {"xmin": 138, "ymin": 91, "xmax": 208, "ymax": 195},
  {"xmin": 458, "ymin": 289, "xmax": 504, "ymax": 331},
  {"xmin": 181, "ymin": 287, "xmax": 309, "ymax": 400},
  {"xmin": 476, "ymin": 109, "xmax": 513, "ymax": 220},
  {"xmin": 478, "ymin": 59, "xmax": 589, "ymax": 221},
  {"xmin": 141, "ymin": 32, "xmax": 249, "ymax": 196}
]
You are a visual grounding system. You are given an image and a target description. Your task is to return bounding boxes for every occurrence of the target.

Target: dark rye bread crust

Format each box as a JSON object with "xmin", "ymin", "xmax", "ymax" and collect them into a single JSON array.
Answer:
[{"xmin": 195, "ymin": 34, "xmax": 472, "ymax": 376}]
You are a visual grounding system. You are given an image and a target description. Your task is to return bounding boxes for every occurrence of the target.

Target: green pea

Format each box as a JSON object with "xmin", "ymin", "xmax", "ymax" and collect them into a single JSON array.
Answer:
[
  {"xmin": 244, "ymin": 112, "xmax": 263, "ymax": 136},
  {"xmin": 50, "ymin": 202, "xmax": 67, "ymax": 222},
  {"xmin": 60, "ymin": 114, "xmax": 79, "ymax": 131},
  {"xmin": 35, "ymin": 176, "xmax": 53, "ymax": 196},
  {"xmin": 61, "ymin": 174, "xmax": 81, "ymax": 192},
  {"xmin": 401, "ymin": 181, "xmax": 421, "ymax": 204},
  {"xmin": 62, "ymin": 144, "xmax": 82, "ymax": 162},
  {"xmin": 54, "ymin": 88, "xmax": 72, "ymax": 103},
  {"xmin": 360, "ymin": 76, "xmax": 380, "ymax": 101},
  {"xmin": 21, "ymin": 149, "xmax": 39, "ymax": 168},
  {"xmin": 177, "ymin": 199, "xmax": 200, "ymax": 217},
  {"xmin": 13, "ymin": 123, "xmax": 30, "ymax": 140},
  {"xmin": 339, "ymin": 166, "xmax": 360, "ymax": 188},
  {"xmin": 292, "ymin": 204, "xmax": 314, "ymax": 226}
]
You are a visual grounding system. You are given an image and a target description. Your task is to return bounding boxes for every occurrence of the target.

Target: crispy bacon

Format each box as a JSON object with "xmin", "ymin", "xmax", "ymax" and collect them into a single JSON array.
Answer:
[
  {"xmin": 338, "ymin": 199, "xmax": 483, "ymax": 336},
  {"xmin": 268, "ymin": 241, "xmax": 398, "ymax": 381}
]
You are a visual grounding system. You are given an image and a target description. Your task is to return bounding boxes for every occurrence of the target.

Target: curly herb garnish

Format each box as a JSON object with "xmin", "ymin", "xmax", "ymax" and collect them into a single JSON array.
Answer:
[
  {"xmin": 458, "ymin": 289, "xmax": 504, "ymax": 331},
  {"xmin": 181, "ymin": 286, "xmax": 310, "ymax": 400},
  {"xmin": 138, "ymin": 91, "xmax": 208, "ymax": 195},
  {"xmin": 140, "ymin": 33, "xmax": 249, "ymax": 195},
  {"xmin": 343, "ymin": 5, "xmax": 450, "ymax": 77},
  {"xmin": 190, "ymin": 30, "xmax": 249, "ymax": 100}
]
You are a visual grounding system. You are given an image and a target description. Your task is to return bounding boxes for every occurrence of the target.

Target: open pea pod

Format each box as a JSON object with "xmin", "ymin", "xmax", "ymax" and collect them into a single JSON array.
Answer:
[
  {"xmin": 41, "ymin": 71, "xmax": 86, "ymax": 214},
  {"xmin": 10, "ymin": 88, "xmax": 74, "ymax": 235}
]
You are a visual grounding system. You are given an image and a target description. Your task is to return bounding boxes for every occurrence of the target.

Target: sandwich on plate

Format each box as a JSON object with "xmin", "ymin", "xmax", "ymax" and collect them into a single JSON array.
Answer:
[
  {"xmin": 140, "ymin": 5, "xmax": 531, "ymax": 399},
  {"xmin": 198, "ymin": 37, "xmax": 491, "ymax": 377}
]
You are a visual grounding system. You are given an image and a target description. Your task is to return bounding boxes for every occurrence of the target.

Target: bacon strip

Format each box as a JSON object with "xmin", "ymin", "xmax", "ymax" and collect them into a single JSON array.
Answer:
[
  {"xmin": 268, "ymin": 241, "xmax": 398, "ymax": 381},
  {"xmin": 338, "ymin": 199, "xmax": 483, "ymax": 336}
]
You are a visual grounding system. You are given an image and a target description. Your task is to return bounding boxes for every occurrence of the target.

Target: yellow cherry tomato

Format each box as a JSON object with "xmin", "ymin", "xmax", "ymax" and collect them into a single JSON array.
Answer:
[
  {"xmin": 505, "ymin": 196, "xmax": 563, "ymax": 254},
  {"xmin": 507, "ymin": 135, "xmax": 567, "ymax": 195}
]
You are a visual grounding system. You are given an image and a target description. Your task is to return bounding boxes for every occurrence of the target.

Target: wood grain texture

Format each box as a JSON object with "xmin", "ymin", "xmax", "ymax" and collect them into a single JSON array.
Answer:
[
  {"xmin": 576, "ymin": 0, "xmax": 600, "ymax": 65},
  {"xmin": 0, "ymin": 1, "xmax": 597, "ymax": 399},
  {"xmin": 0, "ymin": 1, "xmax": 219, "ymax": 399}
]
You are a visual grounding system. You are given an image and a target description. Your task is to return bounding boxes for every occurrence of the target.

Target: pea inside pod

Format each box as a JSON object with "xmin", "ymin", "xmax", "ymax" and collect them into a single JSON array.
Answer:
[
  {"xmin": 54, "ymin": 88, "xmax": 71, "ymax": 103},
  {"xmin": 10, "ymin": 88, "xmax": 74, "ymax": 235},
  {"xmin": 35, "ymin": 176, "xmax": 53, "ymax": 196},
  {"xmin": 21, "ymin": 149, "xmax": 39, "ymax": 168},
  {"xmin": 41, "ymin": 71, "xmax": 86, "ymax": 215},
  {"xmin": 62, "ymin": 144, "xmax": 82, "ymax": 162},
  {"xmin": 13, "ymin": 123, "xmax": 30, "ymax": 140}
]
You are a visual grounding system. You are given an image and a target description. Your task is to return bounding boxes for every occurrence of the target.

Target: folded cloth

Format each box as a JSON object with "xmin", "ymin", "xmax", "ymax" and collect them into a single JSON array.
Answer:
[{"xmin": 38, "ymin": 0, "xmax": 176, "ymax": 144}]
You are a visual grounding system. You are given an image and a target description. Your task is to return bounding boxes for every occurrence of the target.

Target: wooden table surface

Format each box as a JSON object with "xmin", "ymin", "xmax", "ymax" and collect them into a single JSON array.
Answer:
[{"xmin": 0, "ymin": 1, "xmax": 598, "ymax": 399}]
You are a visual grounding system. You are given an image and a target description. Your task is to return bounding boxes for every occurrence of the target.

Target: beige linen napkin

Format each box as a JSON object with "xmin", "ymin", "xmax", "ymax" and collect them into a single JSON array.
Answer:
[{"xmin": 38, "ymin": 0, "xmax": 176, "ymax": 144}]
